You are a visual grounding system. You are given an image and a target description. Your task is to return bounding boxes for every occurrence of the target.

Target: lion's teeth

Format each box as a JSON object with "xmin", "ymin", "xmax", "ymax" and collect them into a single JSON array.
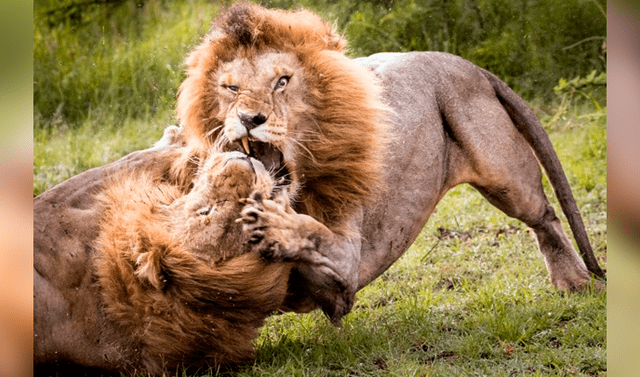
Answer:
[{"xmin": 241, "ymin": 136, "xmax": 251, "ymax": 154}]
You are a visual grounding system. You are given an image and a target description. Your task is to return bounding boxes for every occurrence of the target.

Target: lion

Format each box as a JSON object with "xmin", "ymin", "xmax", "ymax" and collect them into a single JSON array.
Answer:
[
  {"xmin": 165, "ymin": 3, "xmax": 605, "ymax": 320},
  {"xmin": 34, "ymin": 2, "xmax": 606, "ymax": 373},
  {"xmin": 34, "ymin": 151, "xmax": 297, "ymax": 375}
]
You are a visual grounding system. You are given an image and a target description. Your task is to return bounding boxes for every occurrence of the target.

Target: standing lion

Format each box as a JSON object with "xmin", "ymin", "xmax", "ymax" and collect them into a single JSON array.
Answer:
[
  {"xmin": 165, "ymin": 2, "xmax": 605, "ymax": 320},
  {"xmin": 34, "ymin": 2, "xmax": 605, "ymax": 374}
]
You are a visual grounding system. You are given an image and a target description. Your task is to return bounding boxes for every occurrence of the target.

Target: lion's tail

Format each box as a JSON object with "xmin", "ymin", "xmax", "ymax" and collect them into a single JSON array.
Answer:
[{"xmin": 479, "ymin": 68, "xmax": 605, "ymax": 280}]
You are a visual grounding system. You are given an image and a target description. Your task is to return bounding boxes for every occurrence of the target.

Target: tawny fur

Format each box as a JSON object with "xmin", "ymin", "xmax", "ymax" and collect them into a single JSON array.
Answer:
[
  {"xmin": 34, "ymin": 4, "xmax": 605, "ymax": 375},
  {"xmin": 173, "ymin": 2, "xmax": 391, "ymax": 229},
  {"xmin": 167, "ymin": 3, "xmax": 604, "ymax": 323},
  {"xmin": 93, "ymin": 153, "xmax": 291, "ymax": 375}
]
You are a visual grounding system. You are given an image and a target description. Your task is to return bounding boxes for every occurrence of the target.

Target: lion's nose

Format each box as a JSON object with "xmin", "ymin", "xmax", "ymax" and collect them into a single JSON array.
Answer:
[{"xmin": 238, "ymin": 112, "xmax": 267, "ymax": 130}]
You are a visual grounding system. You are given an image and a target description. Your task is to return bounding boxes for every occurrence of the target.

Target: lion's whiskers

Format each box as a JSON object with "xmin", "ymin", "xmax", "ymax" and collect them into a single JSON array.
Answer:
[
  {"xmin": 267, "ymin": 163, "xmax": 291, "ymax": 181},
  {"xmin": 206, "ymin": 124, "xmax": 224, "ymax": 140},
  {"xmin": 213, "ymin": 133, "xmax": 231, "ymax": 153},
  {"xmin": 187, "ymin": 154, "xmax": 202, "ymax": 166},
  {"xmin": 286, "ymin": 137, "xmax": 317, "ymax": 164}
]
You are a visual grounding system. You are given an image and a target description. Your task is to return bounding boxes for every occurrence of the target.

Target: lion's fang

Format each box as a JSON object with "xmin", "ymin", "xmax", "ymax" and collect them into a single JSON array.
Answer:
[{"xmin": 241, "ymin": 136, "xmax": 251, "ymax": 154}]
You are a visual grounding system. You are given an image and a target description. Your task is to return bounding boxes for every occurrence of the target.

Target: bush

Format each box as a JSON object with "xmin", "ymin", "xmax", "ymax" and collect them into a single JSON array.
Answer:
[
  {"xmin": 34, "ymin": 0, "xmax": 219, "ymax": 129},
  {"xmin": 338, "ymin": 0, "xmax": 606, "ymax": 99},
  {"xmin": 34, "ymin": 0, "xmax": 606, "ymax": 130}
]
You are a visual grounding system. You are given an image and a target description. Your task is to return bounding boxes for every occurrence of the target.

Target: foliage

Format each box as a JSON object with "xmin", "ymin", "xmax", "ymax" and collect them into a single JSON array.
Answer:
[
  {"xmin": 33, "ymin": 2, "xmax": 606, "ymax": 375},
  {"xmin": 34, "ymin": 0, "xmax": 218, "ymax": 129},
  {"xmin": 34, "ymin": 0, "xmax": 606, "ymax": 131},
  {"xmin": 545, "ymin": 70, "xmax": 607, "ymax": 130}
]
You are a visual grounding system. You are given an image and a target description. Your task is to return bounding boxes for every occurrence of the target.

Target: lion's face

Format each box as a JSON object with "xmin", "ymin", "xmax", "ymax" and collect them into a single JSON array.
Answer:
[
  {"xmin": 214, "ymin": 52, "xmax": 309, "ymax": 191},
  {"xmin": 176, "ymin": 3, "xmax": 390, "ymax": 226},
  {"xmin": 168, "ymin": 151, "xmax": 275, "ymax": 260}
]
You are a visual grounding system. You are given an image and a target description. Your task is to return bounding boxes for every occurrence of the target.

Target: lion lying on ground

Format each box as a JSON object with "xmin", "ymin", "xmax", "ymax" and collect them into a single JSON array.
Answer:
[
  {"xmin": 35, "ymin": 151, "xmax": 297, "ymax": 375},
  {"xmin": 34, "ymin": 2, "xmax": 605, "ymax": 374}
]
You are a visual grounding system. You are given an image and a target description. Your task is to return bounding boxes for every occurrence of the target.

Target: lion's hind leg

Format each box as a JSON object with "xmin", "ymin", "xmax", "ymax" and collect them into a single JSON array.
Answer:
[
  {"xmin": 466, "ymin": 153, "xmax": 595, "ymax": 291},
  {"xmin": 473, "ymin": 181, "xmax": 592, "ymax": 291},
  {"xmin": 441, "ymin": 77, "xmax": 598, "ymax": 291}
]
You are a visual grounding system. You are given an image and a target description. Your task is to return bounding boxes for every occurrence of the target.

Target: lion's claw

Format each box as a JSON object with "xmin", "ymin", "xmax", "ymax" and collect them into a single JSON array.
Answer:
[
  {"xmin": 237, "ymin": 190, "xmax": 299, "ymax": 260},
  {"xmin": 237, "ymin": 189, "xmax": 354, "ymax": 323}
]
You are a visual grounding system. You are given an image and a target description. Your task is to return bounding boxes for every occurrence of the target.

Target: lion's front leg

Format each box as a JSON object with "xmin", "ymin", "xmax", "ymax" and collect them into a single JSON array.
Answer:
[
  {"xmin": 238, "ymin": 193, "xmax": 319, "ymax": 261},
  {"xmin": 238, "ymin": 192, "xmax": 362, "ymax": 325}
]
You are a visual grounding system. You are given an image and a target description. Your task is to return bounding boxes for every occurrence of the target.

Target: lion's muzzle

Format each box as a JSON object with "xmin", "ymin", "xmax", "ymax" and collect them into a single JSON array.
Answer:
[
  {"xmin": 221, "ymin": 135, "xmax": 290, "ymax": 187},
  {"xmin": 239, "ymin": 111, "xmax": 268, "ymax": 130}
]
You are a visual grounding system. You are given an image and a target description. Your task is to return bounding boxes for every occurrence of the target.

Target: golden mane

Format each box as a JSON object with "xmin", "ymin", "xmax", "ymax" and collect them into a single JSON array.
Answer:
[
  {"xmin": 176, "ymin": 2, "xmax": 390, "ymax": 229},
  {"xmin": 92, "ymin": 158, "xmax": 291, "ymax": 374}
]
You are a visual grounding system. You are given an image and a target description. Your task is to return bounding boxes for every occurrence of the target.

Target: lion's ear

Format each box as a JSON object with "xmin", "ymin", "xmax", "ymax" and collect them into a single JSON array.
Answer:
[
  {"xmin": 132, "ymin": 232, "xmax": 171, "ymax": 290},
  {"xmin": 324, "ymin": 22, "xmax": 347, "ymax": 52}
]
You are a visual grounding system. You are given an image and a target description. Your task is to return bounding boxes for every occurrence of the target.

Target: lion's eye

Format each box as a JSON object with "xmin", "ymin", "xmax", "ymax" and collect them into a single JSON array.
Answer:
[
  {"xmin": 275, "ymin": 76, "xmax": 290, "ymax": 91},
  {"xmin": 226, "ymin": 85, "xmax": 239, "ymax": 94}
]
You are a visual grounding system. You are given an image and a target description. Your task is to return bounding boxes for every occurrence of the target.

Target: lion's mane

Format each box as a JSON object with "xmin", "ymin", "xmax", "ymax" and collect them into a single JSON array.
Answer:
[
  {"xmin": 175, "ymin": 2, "xmax": 390, "ymax": 229},
  {"xmin": 91, "ymin": 161, "xmax": 291, "ymax": 374}
]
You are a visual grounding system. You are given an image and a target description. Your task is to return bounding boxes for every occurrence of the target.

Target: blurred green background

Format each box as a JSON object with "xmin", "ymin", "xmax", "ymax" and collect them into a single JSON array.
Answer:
[{"xmin": 33, "ymin": 0, "xmax": 606, "ymax": 132}]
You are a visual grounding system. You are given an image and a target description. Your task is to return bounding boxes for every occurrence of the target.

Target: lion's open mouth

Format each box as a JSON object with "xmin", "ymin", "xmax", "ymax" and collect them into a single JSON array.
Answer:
[{"xmin": 225, "ymin": 136, "xmax": 290, "ymax": 186}]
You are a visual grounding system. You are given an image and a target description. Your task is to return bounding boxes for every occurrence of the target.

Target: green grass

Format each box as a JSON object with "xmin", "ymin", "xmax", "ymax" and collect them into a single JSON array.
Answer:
[
  {"xmin": 34, "ymin": 0, "xmax": 218, "ymax": 129},
  {"xmin": 33, "ymin": 1, "xmax": 606, "ymax": 375},
  {"xmin": 233, "ymin": 111, "xmax": 606, "ymax": 377},
  {"xmin": 33, "ymin": 105, "xmax": 606, "ymax": 377},
  {"xmin": 33, "ymin": 117, "xmax": 168, "ymax": 195}
]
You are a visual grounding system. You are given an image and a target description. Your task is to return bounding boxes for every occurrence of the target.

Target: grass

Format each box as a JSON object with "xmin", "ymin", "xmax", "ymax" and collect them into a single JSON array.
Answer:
[
  {"xmin": 237, "ymin": 110, "xmax": 606, "ymax": 377},
  {"xmin": 33, "ymin": 106, "xmax": 607, "ymax": 377},
  {"xmin": 33, "ymin": 116, "xmax": 168, "ymax": 195},
  {"xmin": 33, "ymin": 1, "xmax": 606, "ymax": 375},
  {"xmin": 34, "ymin": 0, "xmax": 218, "ymax": 130}
]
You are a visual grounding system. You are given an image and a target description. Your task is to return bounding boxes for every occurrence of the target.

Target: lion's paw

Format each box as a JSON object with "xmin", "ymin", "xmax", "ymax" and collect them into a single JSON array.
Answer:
[
  {"xmin": 153, "ymin": 124, "xmax": 182, "ymax": 148},
  {"xmin": 237, "ymin": 191, "xmax": 314, "ymax": 261}
]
